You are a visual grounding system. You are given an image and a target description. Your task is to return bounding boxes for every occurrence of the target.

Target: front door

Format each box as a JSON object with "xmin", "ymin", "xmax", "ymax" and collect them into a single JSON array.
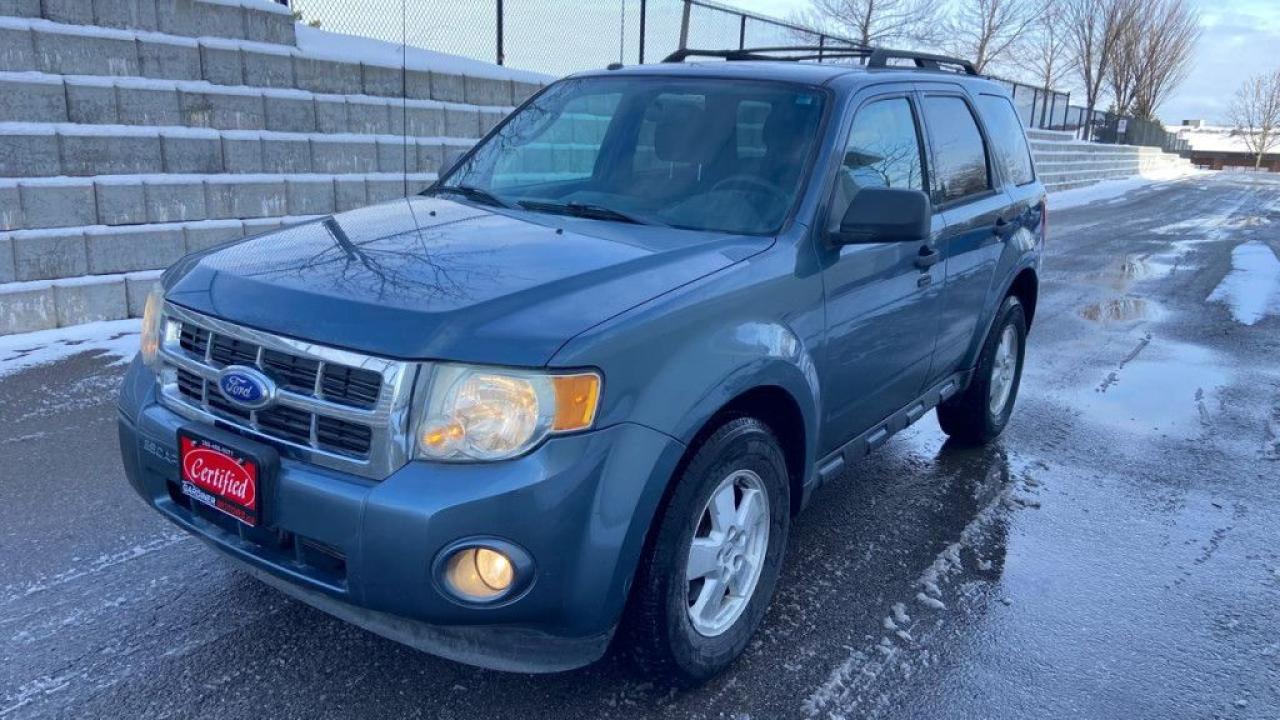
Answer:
[{"xmin": 817, "ymin": 91, "xmax": 945, "ymax": 453}]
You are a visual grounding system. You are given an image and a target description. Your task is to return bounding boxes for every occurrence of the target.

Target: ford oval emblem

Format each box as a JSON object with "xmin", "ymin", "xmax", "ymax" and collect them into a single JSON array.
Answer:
[{"xmin": 216, "ymin": 366, "xmax": 276, "ymax": 410}]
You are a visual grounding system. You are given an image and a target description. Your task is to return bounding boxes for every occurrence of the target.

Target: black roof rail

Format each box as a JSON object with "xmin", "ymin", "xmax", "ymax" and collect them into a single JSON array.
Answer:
[
  {"xmin": 661, "ymin": 45, "xmax": 978, "ymax": 76},
  {"xmin": 662, "ymin": 45, "xmax": 870, "ymax": 64},
  {"xmin": 866, "ymin": 48, "xmax": 977, "ymax": 75}
]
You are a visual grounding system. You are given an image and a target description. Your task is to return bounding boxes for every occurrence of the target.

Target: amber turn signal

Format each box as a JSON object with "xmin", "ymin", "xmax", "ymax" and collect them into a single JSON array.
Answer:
[{"xmin": 551, "ymin": 373, "xmax": 601, "ymax": 431}]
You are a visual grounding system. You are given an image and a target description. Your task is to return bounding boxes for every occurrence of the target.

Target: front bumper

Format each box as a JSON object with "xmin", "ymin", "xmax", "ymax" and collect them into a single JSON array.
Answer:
[{"xmin": 116, "ymin": 358, "xmax": 685, "ymax": 672}]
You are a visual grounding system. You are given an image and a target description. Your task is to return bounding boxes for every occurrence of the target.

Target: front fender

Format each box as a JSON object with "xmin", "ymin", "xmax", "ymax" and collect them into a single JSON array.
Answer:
[{"xmin": 551, "ymin": 244, "xmax": 825, "ymax": 495}]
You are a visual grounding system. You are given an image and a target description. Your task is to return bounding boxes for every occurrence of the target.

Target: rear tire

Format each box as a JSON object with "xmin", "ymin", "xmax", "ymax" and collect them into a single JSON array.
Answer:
[
  {"xmin": 937, "ymin": 295, "xmax": 1027, "ymax": 445},
  {"xmin": 621, "ymin": 417, "xmax": 790, "ymax": 686}
]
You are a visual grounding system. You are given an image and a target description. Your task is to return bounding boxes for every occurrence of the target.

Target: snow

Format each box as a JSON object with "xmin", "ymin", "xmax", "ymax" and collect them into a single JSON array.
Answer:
[
  {"xmin": 1207, "ymin": 241, "xmax": 1280, "ymax": 325},
  {"xmin": 1176, "ymin": 125, "xmax": 1258, "ymax": 153},
  {"xmin": 1049, "ymin": 166, "xmax": 1207, "ymax": 210},
  {"xmin": 0, "ymin": 319, "xmax": 140, "ymax": 379},
  {"xmin": 201, "ymin": 0, "xmax": 294, "ymax": 16},
  {"xmin": 0, "ymin": 70, "xmax": 516, "ymax": 114},
  {"xmin": 294, "ymin": 25, "xmax": 550, "ymax": 85}
]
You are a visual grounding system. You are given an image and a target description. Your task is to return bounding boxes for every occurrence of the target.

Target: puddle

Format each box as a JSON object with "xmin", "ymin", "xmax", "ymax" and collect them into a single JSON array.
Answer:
[
  {"xmin": 1079, "ymin": 297, "xmax": 1161, "ymax": 324},
  {"xmin": 1080, "ymin": 339, "xmax": 1227, "ymax": 440},
  {"xmin": 1086, "ymin": 256, "xmax": 1174, "ymax": 290},
  {"xmin": 1207, "ymin": 241, "xmax": 1280, "ymax": 326}
]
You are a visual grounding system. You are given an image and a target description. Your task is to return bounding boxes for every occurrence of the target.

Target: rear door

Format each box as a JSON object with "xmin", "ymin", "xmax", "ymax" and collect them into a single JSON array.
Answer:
[
  {"xmin": 816, "ymin": 87, "xmax": 946, "ymax": 453},
  {"xmin": 917, "ymin": 90, "xmax": 1008, "ymax": 381}
]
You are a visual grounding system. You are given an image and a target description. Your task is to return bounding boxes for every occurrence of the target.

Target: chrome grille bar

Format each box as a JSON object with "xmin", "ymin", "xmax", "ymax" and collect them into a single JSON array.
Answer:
[{"xmin": 156, "ymin": 302, "xmax": 418, "ymax": 480}]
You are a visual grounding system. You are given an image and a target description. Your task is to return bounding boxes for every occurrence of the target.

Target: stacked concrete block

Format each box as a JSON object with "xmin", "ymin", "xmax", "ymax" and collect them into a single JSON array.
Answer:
[
  {"xmin": 86, "ymin": 224, "xmax": 186, "ymax": 274},
  {"xmin": 0, "ymin": 72, "xmax": 65, "ymax": 121},
  {"xmin": 0, "ymin": 232, "xmax": 12, "ymax": 282},
  {"xmin": 0, "ymin": 185, "xmax": 19, "ymax": 231},
  {"xmin": 11, "ymin": 228, "xmax": 87, "ymax": 280},
  {"xmin": 0, "ymin": 0, "xmax": 41, "ymax": 18},
  {"xmin": 0, "ymin": 280, "xmax": 57, "ymax": 332},
  {"xmin": 124, "ymin": 269, "xmax": 162, "ymax": 316}
]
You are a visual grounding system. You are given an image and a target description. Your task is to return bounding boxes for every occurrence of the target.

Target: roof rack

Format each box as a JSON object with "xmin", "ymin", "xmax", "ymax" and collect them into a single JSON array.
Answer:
[{"xmin": 661, "ymin": 45, "xmax": 978, "ymax": 76}]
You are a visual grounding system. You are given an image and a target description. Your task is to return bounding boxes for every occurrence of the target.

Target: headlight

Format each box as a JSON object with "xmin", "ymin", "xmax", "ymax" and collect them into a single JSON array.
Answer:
[
  {"xmin": 415, "ymin": 365, "xmax": 601, "ymax": 461},
  {"xmin": 139, "ymin": 284, "xmax": 166, "ymax": 368}
]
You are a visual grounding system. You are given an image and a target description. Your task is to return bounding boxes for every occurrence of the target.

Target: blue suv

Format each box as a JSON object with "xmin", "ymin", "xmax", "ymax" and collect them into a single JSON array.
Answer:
[{"xmin": 118, "ymin": 47, "xmax": 1044, "ymax": 684}]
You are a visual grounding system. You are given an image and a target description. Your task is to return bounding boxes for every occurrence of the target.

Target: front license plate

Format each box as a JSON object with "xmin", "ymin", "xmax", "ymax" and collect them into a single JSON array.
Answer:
[{"xmin": 179, "ymin": 430, "xmax": 261, "ymax": 527}]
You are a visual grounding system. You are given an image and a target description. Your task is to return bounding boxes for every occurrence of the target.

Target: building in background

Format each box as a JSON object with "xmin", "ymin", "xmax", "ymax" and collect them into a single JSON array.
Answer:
[{"xmin": 1177, "ymin": 123, "xmax": 1279, "ymax": 171}]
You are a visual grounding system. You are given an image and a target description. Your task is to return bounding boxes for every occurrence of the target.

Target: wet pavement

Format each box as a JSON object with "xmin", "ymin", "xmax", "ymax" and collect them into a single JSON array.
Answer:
[{"xmin": 2, "ymin": 171, "xmax": 1279, "ymax": 719}]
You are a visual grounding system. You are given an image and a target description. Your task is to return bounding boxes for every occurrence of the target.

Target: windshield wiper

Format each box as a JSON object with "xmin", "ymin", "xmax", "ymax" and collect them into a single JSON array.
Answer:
[
  {"xmin": 517, "ymin": 200, "xmax": 652, "ymax": 225},
  {"xmin": 423, "ymin": 185, "xmax": 512, "ymax": 208}
]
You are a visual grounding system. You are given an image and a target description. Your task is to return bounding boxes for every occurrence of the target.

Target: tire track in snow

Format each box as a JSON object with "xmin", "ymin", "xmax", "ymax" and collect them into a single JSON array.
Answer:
[{"xmin": 0, "ymin": 532, "xmax": 191, "ymax": 606}]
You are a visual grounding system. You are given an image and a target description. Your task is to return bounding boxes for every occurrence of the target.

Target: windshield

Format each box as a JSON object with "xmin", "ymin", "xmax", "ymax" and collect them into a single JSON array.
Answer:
[{"xmin": 436, "ymin": 76, "xmax": 827, "ymax": 235}]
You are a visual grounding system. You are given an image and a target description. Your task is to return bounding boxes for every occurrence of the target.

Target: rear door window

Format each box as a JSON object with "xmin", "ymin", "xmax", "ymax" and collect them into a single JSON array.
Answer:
[
  {"xmin": 920, "ymin": 96, "xmax": 991, "ymax": 203},
  {"xmin": 977, "ymin": 94, "xmax": 1035, "ymax": 186}
]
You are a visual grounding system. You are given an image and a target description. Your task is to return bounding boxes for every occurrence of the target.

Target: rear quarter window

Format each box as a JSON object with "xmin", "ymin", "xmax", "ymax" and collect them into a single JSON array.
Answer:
[{"xmin": 977, "ymin": 94, "xmax": 1035, "ymax": 186}]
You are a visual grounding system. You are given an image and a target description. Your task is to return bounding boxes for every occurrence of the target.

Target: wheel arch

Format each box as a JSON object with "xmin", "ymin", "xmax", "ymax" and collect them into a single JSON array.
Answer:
[
  {"xmin": 1006, "ymin": 266, "xmax": 1038, "ymax": 329},
  {"xmin": 677, "ymin": 385, "xmax": 809, "ymax": 518}
]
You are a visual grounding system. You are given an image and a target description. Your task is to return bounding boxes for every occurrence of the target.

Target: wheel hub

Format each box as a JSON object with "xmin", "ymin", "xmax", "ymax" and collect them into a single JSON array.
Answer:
[
  {"xmin": 685, "ymin": 469, "xmax": 770, "ymax": 637},
  {"xmin": 988, "ymin": 325, "xmax": 1019, "ymax": 416}
]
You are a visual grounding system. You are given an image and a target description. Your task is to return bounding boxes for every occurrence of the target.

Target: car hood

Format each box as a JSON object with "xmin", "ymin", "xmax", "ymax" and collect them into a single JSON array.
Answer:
[{"xmin": 166, "ymin": 196, "xmax": 768, "ymax": 365}]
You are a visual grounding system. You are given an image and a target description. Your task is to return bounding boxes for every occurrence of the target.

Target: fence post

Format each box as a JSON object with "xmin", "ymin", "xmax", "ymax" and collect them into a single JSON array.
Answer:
[
  {"xmin": 818, "ymin": 34, "xmax": 826, "ymax": 61},
  {"xmin": 639, "ymin": 0, "xmax": 646, "ymax": 63},
  {"xmin": 1047, "ymin": 93, "xmax": 1057, "ymax": 131},
  {"xmin": 496, "ymin": 0, "xmax": 505, "ymax": 66},
  {"xmin": 739, "ymin": 15, "xmax": 746, "ymax": 50},
  {"xmin": 678, "ymin": 0, "xmax": 691, "ymax": 51}
]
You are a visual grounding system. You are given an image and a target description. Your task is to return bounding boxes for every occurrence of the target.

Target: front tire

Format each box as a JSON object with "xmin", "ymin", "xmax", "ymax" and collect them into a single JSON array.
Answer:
[
  {"xmin": 937, "ymin": 295, "xmax": 1028, "ymax": 445},
  {"xmin": 621, "ymin": 417, "xmax": 790, "ymax": 686}
]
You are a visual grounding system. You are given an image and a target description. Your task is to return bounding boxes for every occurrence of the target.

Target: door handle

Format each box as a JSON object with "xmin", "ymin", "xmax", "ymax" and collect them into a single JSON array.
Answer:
[
  {"xmin": 994, "ymin": 216, "xmax": 1017, "ymax": 238},
  {"xmin": 915, "ymin": 245, "xmax": 941, "ymax": 269}
]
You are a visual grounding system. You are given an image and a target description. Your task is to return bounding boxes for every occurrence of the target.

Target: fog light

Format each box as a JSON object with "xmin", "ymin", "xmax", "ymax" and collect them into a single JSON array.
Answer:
[{"xmin": 445, "ymin": 546, "xmax": 514, "ymax": 600}]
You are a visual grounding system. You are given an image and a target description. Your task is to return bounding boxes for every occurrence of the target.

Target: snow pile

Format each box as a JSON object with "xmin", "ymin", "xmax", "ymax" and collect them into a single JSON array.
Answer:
[
  {"xmin": 1176, "ymin": 125, "xmax": 1254, "ymax": 153},
  {"xmin": 0, "ymin": 319, "xmax": 140, "ymax": 378},
  {"xmin": 294, "ymin": 25, "xmax": 551, "ymax": 84},
  {"xmin": 1049, "ymin": 165, "xmax": 1207, "ymax": 210},
  {"xmin": 1207, "ymin": 241, "xmax": 1280, "ymax": 325}
]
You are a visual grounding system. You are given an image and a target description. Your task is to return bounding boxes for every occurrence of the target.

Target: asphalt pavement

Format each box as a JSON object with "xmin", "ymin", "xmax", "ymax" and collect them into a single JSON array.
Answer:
[{"xmin": 2, "ymin": 171, "xmax": 1278, "ymax": 719}]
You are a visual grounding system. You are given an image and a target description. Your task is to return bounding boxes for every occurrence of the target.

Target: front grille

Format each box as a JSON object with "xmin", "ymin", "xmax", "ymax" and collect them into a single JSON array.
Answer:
[{"xmin": 158, "ymin": 304, "xmax": 415, "ymax": 478}]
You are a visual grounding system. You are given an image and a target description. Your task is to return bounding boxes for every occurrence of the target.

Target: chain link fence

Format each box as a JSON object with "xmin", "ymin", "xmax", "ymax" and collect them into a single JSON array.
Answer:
[{"xmin": 282, "ymin": 0, "xmax": 1186, "ymax": 152}]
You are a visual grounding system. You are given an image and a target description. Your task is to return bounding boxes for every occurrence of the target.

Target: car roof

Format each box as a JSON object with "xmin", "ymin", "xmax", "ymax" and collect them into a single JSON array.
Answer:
[{"xmin": 570, "ymin": 60, "xmax": 1009, "ymax": 95}]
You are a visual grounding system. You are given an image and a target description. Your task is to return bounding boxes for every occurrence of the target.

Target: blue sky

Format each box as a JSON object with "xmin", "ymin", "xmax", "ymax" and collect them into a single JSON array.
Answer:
[{"xmin": 725, "ymin": 0, "xmax": 1280, "ymax": 125}]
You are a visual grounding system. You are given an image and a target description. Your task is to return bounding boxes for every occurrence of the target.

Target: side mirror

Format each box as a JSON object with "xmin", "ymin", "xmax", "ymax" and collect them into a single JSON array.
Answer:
[{"xmin": 830, "ymin": 187, "xmax": 932, "ymax": 244}]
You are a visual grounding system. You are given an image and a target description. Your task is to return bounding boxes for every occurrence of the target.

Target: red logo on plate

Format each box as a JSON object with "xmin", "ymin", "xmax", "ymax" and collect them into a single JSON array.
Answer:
[{"xmin": 181, "ymin": 442, "xmax": 256, "ymax": 510}]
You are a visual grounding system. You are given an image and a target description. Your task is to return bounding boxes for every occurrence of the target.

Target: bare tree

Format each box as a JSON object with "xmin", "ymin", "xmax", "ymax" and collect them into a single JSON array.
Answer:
[
  {"xmin": 1228, "ymin": 70, "xmax": 1280, "ymax": 169},
  {"xmin": 1127, "ymin": 0, "xmax": 1199, "ymax": 120},
  {"xmin": 1014, "ymin": 0, "xmax": 1076, "ymax": 91},
  {"xmin": 945, "ymin": 0, "xmax": 1042, "ymax": 75},
  {"xmin": 1066, "ymin": 0, "xmax": 1138, "ymax": 138},
  {"xmin": 791, "ymin": 0, "xmax": 946, "ymax": 48},
  {"xmin": 1105, "ymin": 3, "xmax": 1142, "ymax": 115}
]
